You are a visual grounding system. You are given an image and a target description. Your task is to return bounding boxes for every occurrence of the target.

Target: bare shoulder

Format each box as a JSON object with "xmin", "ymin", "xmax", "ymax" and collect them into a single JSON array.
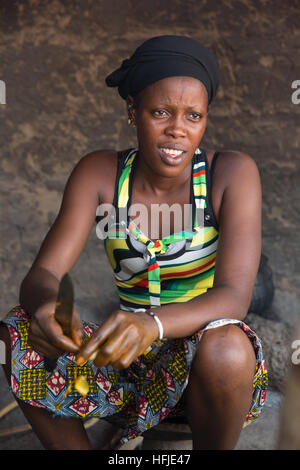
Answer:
[
  {"xmin": 74, "ymin": 149, "xmax": 118, "ymax": 177},
  {"xmin": 207, "ymin": 149, "xmax": 261, "ymax": 226},
  {"xmin": 218, "ymin": 150, "xmax": 258, "ymax": 174},
  {"xmin": 71, "ymin": 149, "xmax": 118, "ymax": 202},
  {"xmin": 216, "ymin": 149, "xmax": 259, "ymax": 175},
  {"xmin": 210, "ymin": 149, "xmax": 261, "ymax": 191}
]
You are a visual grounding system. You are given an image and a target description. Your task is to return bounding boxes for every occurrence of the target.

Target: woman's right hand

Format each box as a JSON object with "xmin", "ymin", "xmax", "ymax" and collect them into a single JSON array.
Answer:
[{"xmin": 28, "ymin": 300, "xmax": 84, "ymax": 359}]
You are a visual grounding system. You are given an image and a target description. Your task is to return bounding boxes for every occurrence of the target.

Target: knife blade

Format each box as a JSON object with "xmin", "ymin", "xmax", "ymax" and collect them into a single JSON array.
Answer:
[{"xmin": 44, "ymin": 272, "xmax": 74, "ymax": 373}]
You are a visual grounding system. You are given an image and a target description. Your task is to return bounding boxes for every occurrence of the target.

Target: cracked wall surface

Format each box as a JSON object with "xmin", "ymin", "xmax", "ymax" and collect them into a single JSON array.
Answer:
[{"xmin": 0, "ymin": 0, "xmax": 299, "ymax": 326}]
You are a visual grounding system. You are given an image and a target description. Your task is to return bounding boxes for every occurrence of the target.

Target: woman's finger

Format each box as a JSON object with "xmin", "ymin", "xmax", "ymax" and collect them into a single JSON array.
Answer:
[
  {"xmin": 32, "ymin": 306, "xmax": 84, "ymax": 350},
  {"xmin": 29, "ymin": 320, "xmax": 58, "ymax": 348},
  {"xmin": 37, "ymin": 314, "xmax": 81, "ymax": 353},
  {"xmin": 27, "ymin": 332, "xmax": 64, "ymax": 359},
  {"xmin": 108, "ymin": 344, "xmax": 139, "ymax": 370},
  {"xmin": 76, "ymin": 316, "xmax": 121, "ymax": 364},
  {"xmin": 93, "ymin": 328, "xmax": 136, "ymax": 368},
  {"xmin": 71, "ymin": 310, "xmax": 84, "ymax": 347}
]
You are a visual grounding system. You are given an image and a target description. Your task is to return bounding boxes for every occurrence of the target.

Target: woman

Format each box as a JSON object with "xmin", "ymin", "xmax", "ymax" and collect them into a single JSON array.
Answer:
[{"xmin": 0, "ymin": 35, "xmax": 267, "ymax": 450}]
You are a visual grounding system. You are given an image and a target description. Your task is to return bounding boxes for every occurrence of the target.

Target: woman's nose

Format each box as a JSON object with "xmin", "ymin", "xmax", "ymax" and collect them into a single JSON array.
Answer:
[{"xmin": 164, "ymin": 116, "xmax": 187, "ymax": 138}]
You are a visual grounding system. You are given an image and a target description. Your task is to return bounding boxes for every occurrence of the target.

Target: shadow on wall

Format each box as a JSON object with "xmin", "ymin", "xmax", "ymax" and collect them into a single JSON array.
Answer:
[{"xmin": 248, "ymin": 253, "xmax": 274, "ymax": 318}]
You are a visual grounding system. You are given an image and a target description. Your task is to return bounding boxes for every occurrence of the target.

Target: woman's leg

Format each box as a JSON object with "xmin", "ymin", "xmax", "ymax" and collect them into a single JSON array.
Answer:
[
  {"xmin": 0, "ymin": 324, "xmax": 92, "ymax": 450},
  {"xmin": 185, "ymin": 324, "xmax": 256, "ymax": 450}
]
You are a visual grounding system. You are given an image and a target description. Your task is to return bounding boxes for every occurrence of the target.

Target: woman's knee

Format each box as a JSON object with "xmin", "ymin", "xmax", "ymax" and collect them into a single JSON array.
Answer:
[{"xmin": 193, "ymin": 324, "xmax": 256, "ymax": 379}]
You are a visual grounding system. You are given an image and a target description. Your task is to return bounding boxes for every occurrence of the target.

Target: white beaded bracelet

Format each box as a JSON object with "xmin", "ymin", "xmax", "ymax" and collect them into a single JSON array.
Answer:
[
  {"xmin": 147, "ymin": 311, "xmax": 164, "ymax": 340},
  {"xmin": 134, "ymin": 308, "xmax": 164, "ymax": 340}
]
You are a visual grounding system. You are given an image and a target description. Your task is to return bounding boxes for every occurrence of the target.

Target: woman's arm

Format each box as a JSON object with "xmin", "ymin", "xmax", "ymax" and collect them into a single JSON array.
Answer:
[
  {"xmin": 153, "ymin": 150, "xmax": 262, "ymax": 338},
  {"xmin": 20, "ymin": 150, "xmax": 117, "ymax": 356}
]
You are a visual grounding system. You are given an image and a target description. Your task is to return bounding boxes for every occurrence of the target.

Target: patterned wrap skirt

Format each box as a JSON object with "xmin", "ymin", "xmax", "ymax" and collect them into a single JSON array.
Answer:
[{"xmin": 2, "ymin": 306, "xmax": 268, "ymax": 444}]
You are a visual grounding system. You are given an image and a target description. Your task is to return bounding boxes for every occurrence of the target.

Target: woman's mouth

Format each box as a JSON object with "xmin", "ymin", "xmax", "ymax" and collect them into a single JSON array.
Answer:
[
  {"xmin": 161, "ymin": 147, "xmax": 184, "ymax": 157},
  {"xmin": 158, "ymin": 147, "xmax": 186, "ymax": 165}
]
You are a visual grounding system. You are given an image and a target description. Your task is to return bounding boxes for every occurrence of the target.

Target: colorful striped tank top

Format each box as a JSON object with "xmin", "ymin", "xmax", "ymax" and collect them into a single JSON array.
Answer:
[{"xmin": 99, "ymin": 148, "xmax": 219, "ymax": 311}]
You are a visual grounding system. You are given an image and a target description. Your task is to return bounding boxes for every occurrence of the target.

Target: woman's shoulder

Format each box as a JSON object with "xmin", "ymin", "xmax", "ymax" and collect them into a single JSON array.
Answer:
[
  {"xmin": 208, "ymin": 148, "xmax": 258, "ymax": 169},
  {"xmin": 77, "ymin": 148, "xmax": 118, "ymax": 170},
  {"xmin": 71, "ymin": 148, "xmax": 138, "ymax": 204},
  {"xmin": 208, "ymin": 149, "xmax": 260, "ymax": 188},
  {"xmin": 76, "ymin": 148, "xmax": 136, "ymax": 174},
  {"xmin": 206, "ymin": 149, "xmax": 260, "ymax": 227},
  {"xmin": 72, "ymin": 149, "xmax": 119, "ymax": 202}
]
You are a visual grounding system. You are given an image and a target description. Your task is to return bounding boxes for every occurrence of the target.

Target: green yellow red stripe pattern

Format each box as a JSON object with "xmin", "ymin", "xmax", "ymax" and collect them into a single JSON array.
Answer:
[{"xmin": 104, "ymin": 149, "xmax": 219, "ymax": 310}]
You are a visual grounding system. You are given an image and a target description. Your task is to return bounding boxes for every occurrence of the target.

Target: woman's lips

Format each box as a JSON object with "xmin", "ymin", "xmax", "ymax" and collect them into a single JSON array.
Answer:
[{"xmin": 158, "ymin": 147, "xmax": 186, "ymax": 165}]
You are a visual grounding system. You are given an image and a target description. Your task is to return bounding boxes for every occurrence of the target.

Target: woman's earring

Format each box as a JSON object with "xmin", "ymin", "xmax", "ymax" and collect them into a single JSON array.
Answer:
[
  {"xmin": 127, "ymin": 104, "xmax": 136, "ymax": 128},
  {"xmin": 128, "ymin": 117, "xmax": 136, "ymax": 127}
]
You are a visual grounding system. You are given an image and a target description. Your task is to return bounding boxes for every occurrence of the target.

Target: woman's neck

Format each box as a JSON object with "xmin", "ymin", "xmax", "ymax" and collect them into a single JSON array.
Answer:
[{"xmin": 134, "ymin": 154, "xmax": 192, "ymax": 197}]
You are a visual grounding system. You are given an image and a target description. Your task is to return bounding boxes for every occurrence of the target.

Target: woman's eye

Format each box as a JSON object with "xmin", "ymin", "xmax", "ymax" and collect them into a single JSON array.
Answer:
[
  {"xmin": 189, "ymin": 112, "xmax": 202, "ymax": 120},
  {"xmin": 153, "ymin": 110, "xmax": 168, "ymax": 117}
]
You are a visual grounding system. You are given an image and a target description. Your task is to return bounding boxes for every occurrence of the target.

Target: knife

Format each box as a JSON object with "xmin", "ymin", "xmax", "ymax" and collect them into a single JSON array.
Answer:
[{"xmin": 44, "ymin": 272, "xmax": 74, "ymax": 373}]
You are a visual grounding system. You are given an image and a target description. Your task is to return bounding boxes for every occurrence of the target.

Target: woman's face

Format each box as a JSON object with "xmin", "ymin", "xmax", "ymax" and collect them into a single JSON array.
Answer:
[{"xmin": 130, "ymin": 76, "xmax": 209, "ymax": 178}]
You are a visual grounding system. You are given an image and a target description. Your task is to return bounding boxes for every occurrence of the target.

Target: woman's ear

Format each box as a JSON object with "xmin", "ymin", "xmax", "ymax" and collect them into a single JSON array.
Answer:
[{"xmin": 126, "ymin": 96, "xmax": 137, "ymax": 127}]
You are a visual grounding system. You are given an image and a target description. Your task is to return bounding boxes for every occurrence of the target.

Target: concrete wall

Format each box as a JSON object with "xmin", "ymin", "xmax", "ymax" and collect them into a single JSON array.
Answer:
[{"xmin": 0, "ymin": 0, "xmax": 299, "ymax": 326}]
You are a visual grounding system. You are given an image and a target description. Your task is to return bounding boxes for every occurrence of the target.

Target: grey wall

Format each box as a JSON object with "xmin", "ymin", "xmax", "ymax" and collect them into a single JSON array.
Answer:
[{"xmin": 0, "ymin": 0, "xmax": 299, "ymax": 326}]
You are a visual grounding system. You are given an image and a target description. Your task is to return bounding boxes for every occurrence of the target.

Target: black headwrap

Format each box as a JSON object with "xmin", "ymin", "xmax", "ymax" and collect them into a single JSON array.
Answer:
[{"xmin": 105, "ymin": 35, "xmax": 219, "ymax": 104}]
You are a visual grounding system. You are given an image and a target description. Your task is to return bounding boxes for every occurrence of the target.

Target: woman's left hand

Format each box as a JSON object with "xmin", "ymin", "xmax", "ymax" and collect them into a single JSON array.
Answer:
[{"xmin": 75, "ymin": 309, "xmax": 160, "ymax": 369}]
